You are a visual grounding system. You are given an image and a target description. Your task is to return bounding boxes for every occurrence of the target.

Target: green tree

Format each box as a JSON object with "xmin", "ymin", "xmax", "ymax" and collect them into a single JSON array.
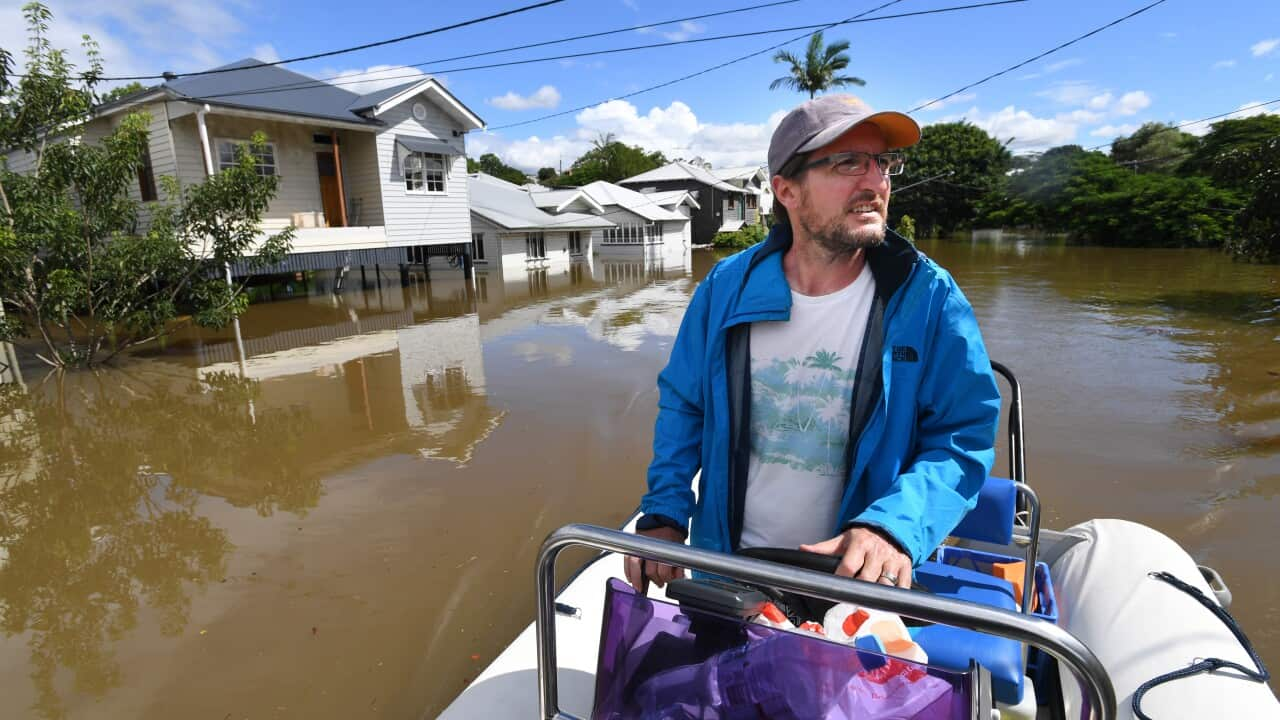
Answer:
[
  {"xmin": 476, "ymin": 152, "xmax": 529, "ymax": 185},
  {"xmin": 99, "ymin": 80, "xmax": 145, "ymax": 104},
  {"xmin": 769, "ymin": 31, "xmax": 865, "ymax": 99},
  {"xmin": 1181, "ymin": 115, "xmax": 1280, "ymax": 190},
  {"xmin": 558, "ymin": 133, "xmax": 667, "ymax": 185},
  {"xmin": 1219, "ymin": 137, "xmax": 1280, "ymax": 263},
  {"xmin": 0, "ymin": 4, "xmax": 291, "ymax": 368},
  {"xmin": 890, "ymin": 122, "xmax": 1011, "ymax": 237},
  {"xmin": 536, "ymin": 167, "xmax": 558, "ymax": 184},
  {"xmin": 1109, "ymin": 121, "xmax": 1198, "ymax": 174}
]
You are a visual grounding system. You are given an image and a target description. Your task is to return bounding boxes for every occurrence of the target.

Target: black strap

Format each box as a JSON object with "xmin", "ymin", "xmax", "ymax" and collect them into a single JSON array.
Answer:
[{"xmin": 1131, "ymin": 571, "xmax": 1270, "ymax": 720}]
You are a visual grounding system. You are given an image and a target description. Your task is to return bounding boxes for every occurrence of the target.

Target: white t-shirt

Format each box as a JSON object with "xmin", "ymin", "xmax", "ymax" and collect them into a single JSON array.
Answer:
[{"xmin": 739, "ymin": 268, "xmax": 876, "ymax": 550}]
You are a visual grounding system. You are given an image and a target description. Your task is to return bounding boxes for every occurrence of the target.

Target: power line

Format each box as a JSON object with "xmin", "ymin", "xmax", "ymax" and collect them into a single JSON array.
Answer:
[
  {"xmin": 907, "ymin": 0, "xmax": 1171, "ymax": 114},
  {"xmin": 489, "ymin": 0, "xmax": 1029, "ymax": 132},
  {"xmin": 194, "ymin": 0, "xmax": 1026, "ymax": 105},
  {"xmin": 95, "ymin": 0, "xmax": 567, "ymax": 81},
  {"xmin": 1085, "ymin": 97, "xmax": 1280, "ymax": 151}
]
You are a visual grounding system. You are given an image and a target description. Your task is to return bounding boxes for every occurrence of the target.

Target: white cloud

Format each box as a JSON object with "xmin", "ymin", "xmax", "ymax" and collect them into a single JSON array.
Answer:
[
  {"xmin": 1267, "ymin": 73, "xmax": 1276, "ymax": 82},
  {"xmin": 1060, "ymin": 108, "xmax": 1105, "ymax": 124},
  {"xmin": 1045, "ymin": 58, "xmax": 1083, "ymax": 73},
  {"xmin": 621, "ymin": 0, "xmax": 638, "ymax": 9},
  {"xmin": 252, "ymin": 44, "xmax": 280, "ymax": 64},
  {"xmin": 661, "ymin": 21, "xmax": 706, "ymax": 42},
  {"xmin": 488, "ymin": 85, "xmax": 562, "ymax": 111},
  {"xmin": 1213, "ymin": 59, "xmax": 1237, "ymax": 69},
  {"xmin": 1115, "ymin": 90, "xmax": 1151, "ymax": 116},
  {"xmin": 321, "ymin": 65, "xmax": 431, "ymax": 95},
  {"xmin": 472, "ymin": 100, "xmax": 788, "ymax": 172},
  {"xmin": 1251, "ymin": 38, "xmax": 1280, "ymax": 57},
  {"xmin": 1086, "ymin": 92, "xmax": 1113, "ymax": 110},
  {"xmin": 1090, "ymin": 123, "xmax": 1140, "ymax": 138},
  {"xmin": 939, "ymin": 105, "xmax": 1079, "ymax": 152},
  {"xmin": 1037, "ymin": 81, "xmax": 1104, "ymax": 106},
  {"xmin": 1160, "ymin": 32, "xmax": 1178, "ymax": 39},
  {"xmin": 913, "ymin": 92, "xmax": 977, "ymax": 112}
]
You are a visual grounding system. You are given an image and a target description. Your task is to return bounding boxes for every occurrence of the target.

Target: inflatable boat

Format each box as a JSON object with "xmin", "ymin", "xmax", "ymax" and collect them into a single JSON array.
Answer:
[{"xmin": 441, "ymin": 365, "xmax": 1277, "ymax": 719}]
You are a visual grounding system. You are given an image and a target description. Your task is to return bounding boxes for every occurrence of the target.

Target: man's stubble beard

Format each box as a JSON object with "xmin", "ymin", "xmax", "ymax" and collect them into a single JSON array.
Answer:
[{"xmin": 797, "ymin": 191, "xmax": 887, "ymax": 260}]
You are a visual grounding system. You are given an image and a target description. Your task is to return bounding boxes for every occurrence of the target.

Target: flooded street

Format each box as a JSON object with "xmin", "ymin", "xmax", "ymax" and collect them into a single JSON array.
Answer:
[{"xmin": 1, "ymin": 238, "xmax": 1277, "ymax": 718}]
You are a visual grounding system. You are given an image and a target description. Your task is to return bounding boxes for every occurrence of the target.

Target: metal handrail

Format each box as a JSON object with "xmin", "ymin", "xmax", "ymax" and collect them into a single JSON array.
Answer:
[
  {"xmin": 1016, "ymin": 482, "xmax": 1041, "ymax": 615},
  {"xmin": 990, "ymin": 360, "xmax": 1026, "ymax": 487},
  {"xmin": 536, "ymin": 524, "xmax": 1116, "ymax": 720}
]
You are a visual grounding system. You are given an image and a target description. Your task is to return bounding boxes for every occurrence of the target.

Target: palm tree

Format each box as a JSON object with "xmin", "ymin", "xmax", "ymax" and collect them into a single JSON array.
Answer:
[{"xmin": 769, "ymin": 32, "xmax": 866, "ymax": 99}]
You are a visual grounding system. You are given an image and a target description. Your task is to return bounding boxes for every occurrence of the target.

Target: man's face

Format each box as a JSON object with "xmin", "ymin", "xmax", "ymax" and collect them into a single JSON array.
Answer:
[{"xmin": 785, "ymin": 123, "xmax": 892, "ymax": 255}]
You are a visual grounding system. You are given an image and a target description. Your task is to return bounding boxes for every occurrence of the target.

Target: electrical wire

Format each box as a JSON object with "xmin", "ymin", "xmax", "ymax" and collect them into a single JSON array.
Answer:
[
  {"xmin": 95, "ymin": 0, "xmax": 568, "ymax": 81},
  {"xmin": 907, "ymin": 0, "xmax": 1171, "ymax": 114},
  {"xmin": 190, "ymin": 1, "xmax": 1025, "ymax": 105},
  {"xmin": 487, "ymin": 0, "xmax": 1033, "ymax": 132}
]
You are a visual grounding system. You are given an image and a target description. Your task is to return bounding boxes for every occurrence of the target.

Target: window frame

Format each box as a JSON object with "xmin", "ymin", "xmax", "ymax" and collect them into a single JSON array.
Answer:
[
  {"xmin": 215, "ymin": 137, "xmax": 277, "ymax": 177},
  {"xmin": 471, "ymin": 231, "xmax": 487, "ymax": 262},
  {"xmin": 137, "ymin": 148, "xmax": 158, "ymax": 202},
  {"xmin": 404, "ymin": 151, "xmax": 448, "ymax": 194},
  {"xmin": 525, "ymin": 231, "xmax": 546, "ymax": 259}
]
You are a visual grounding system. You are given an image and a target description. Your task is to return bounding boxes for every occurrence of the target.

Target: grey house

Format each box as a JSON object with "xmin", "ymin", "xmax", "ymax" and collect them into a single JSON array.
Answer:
[
  {"xmin": 3, "ymin": 58, "xmax": 486, "ymax": 274},
  {"xmin": 618, "ymin": 161, "xmax": 750, "ymax": 245}
]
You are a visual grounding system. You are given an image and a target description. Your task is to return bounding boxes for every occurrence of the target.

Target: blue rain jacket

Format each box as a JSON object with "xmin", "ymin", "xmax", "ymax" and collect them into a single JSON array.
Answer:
[{"xmin": 639, "ymin": 225, "xmax": 1000, "ymax": 565}]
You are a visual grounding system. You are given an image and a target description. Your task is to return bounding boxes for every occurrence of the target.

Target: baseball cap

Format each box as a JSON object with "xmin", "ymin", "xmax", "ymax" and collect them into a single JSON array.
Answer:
[{"xmin": 767, "ymin": 95, "xmax": 921, "ymax": 176}]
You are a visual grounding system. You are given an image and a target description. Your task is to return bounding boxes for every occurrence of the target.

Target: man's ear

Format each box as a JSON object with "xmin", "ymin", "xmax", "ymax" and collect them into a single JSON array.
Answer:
[{"xmin": 771, "ymin": 173, "xmax": 802, "ymax": 215}]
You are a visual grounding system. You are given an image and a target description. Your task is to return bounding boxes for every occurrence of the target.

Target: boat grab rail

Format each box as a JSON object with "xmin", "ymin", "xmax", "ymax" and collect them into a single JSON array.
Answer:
[{"xmin": 535, "ymin": 523, "xmax": 1116, "ymax": 720}]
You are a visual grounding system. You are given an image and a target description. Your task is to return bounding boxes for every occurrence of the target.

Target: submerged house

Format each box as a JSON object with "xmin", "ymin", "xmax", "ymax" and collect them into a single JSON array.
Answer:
[
  {"xmin": 2, "ymin": 58, "xmax": 486, "ymax": 276},
  {"xmin": 467, "ymin": 173, "xmax": 613, "ymax": 273},
  {"xmin": 617, "ymin": 161, "xmax": 751, "ymax": 245},
  {"xmin": 712, "ymin": 165, "xmax": 773, "ymax": 221},
  {"xmin": 532, "ymin": 180, "xmax": 691, "ymax": 257}
]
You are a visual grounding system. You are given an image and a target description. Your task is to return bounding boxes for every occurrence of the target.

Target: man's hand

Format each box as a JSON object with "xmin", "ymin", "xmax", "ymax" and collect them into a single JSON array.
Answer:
[
  {"xmin": 624, "ymin": 526, "xmax": 687, "ymax": 593},
  {"xmin": 800, "ymin": 526, "xmax": 912, "ymax": 589}
]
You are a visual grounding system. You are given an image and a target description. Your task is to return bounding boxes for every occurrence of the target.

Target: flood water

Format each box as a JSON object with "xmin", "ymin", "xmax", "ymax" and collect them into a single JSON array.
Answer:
[{"xmin": 1, "ymin": 237, "xmax": 1277, "ymax": 718}]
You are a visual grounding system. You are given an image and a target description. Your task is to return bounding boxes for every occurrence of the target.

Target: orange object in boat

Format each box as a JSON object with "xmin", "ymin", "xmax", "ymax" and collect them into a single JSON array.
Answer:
[{"xmin": 991, "ymin": 561, "xmax": 1037, "ymax": 612}]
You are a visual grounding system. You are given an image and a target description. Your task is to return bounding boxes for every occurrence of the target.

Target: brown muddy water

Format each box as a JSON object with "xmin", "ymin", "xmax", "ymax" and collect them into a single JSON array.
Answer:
[{"xmin": 0, "ymin": 238, "xmax": 1277, "ymax": 718}]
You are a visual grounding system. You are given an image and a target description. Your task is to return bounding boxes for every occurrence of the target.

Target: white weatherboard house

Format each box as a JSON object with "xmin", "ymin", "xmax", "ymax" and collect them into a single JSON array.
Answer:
[
  {"xmin": 531, "ymin": 180, "xmax": 692, "ymax": 258},
  {"xmin": 468, "ymin": 173, "xmax": 613, "ymax": 274},
  {"xmin": 2, "ymin": 58, "xmax": 486, "ymax": 277}
]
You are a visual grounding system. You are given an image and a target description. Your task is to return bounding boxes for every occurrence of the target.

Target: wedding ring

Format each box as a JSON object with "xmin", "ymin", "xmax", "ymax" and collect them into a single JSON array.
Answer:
[{"xmin": 879, "ymin": 571, "xmax": 899, "ymax": 585}]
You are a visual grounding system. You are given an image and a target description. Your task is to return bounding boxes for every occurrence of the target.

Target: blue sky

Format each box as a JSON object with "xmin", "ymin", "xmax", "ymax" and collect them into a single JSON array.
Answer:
[{"xmin": 2, "ymin": 0, "xmax": 1278, "ymax": 170}]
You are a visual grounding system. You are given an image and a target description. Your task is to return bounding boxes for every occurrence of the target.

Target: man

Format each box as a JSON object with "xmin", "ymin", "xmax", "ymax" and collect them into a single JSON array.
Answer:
[{"xmin": 624, "ymin": 95, "xmax": 1000, "ymax": 593}]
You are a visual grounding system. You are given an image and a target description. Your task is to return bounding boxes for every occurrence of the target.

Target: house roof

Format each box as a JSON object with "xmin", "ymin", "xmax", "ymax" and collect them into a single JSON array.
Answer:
[
  {"xmin": 529, "ymin": 189, "xmax": 605, "ymax": 214},
  {"xmin": 576, "ymin": 180, "xmax": 688, "ymax": 222},
  {"xmin": 620, "ymin": 161, "xmax": 744, "ymax": 193},
  {"xmin": 640, "ymin": 189, "xmax": 701, "ymax": 210},
  {"xmin": 469, "ymin": 173, "xmax": 613, "ymax": 231},
  {"xmin": 103, "ymin": 59, "xmax": 484, "ymax": 130},
  {"xmin": 712, "ymin": 165, "xmax": 769, "ymax": 182}
]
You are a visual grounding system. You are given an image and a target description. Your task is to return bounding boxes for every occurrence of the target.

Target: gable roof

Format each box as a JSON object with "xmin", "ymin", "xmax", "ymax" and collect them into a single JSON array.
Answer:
[
  {"xmin": 469, "ymin": 173, "xmax": 613, "ymax": 231},
  {"xmin": 576, "ymin": 180, "xmax": 688, "ymax": 222},
  {"xmin": 712, "ymin": 165, "xmax": 768, "ymax": 182},
  {"xmin": 619, "ymin": 161, "xmax": 743, "ymax": 193},
  {"xmin": 101, "ymin": 59, "xmax": 484, "ymax": 130},
  {"xmin": 640, "ymin": 189, "xmax": 701, "ymax": 210},
  {"xmin": 529, "ymin": 188, "xmax": 606, "ymax": 214}
]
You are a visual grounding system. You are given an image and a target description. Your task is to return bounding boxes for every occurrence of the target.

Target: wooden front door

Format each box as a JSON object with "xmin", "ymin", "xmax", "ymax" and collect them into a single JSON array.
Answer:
[{"xmin": 316, "ymin": 151, "xmax": 344, "ymax": 227}]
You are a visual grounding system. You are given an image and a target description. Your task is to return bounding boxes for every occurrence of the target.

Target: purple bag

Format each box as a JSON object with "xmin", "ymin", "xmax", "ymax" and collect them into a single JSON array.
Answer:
[{"xmin": 592, "ymin": 578, "xmax": 972, "ymax": 720}]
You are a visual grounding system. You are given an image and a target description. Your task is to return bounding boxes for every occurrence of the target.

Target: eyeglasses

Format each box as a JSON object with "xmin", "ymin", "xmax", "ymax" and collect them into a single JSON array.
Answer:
[{"xmin": 801, "ymin": 151, "xmax": 905, "ymax": 177}]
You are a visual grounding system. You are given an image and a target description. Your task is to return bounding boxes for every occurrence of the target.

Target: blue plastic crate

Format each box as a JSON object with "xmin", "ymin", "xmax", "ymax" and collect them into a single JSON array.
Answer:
[{"xmin": 933, "ymin": 546, "xmax": 1058, "ymax": 703}]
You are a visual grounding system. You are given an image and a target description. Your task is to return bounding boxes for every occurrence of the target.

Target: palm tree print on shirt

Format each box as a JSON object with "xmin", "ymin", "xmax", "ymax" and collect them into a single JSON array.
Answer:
[{"xmin": 751, "ymin": 349, "xmax": 856, "ymax": 476}]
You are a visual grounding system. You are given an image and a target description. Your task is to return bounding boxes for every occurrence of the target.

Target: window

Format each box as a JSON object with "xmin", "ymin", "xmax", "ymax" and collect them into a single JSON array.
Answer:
[
  {"xmin": 217, "ymin": 139, "xmax": 276, "ymax": 176},
  {"xmin": 603, "ymin": 222, "xmax": 659, "ymax": 244},
  {"xmin": 405, "ymin": 152, "xmax": 446, "ymax": 193},
  {"xmin": 471, "ymin": 232, "xmax": 486, "ymax": 261},
  {"xmin": 746, "ymin": 194, "xmax": 757, "ymax": 209},
  {"xmin": 525, "ymin": 231, "xmax": 546, "ymax": 259},
  {"xmin": 568, "ymin": 231, "xmax": 583, "ymax": 255},
  {"xmin": 137, "ymin": 149, "xmax": 157, "ymax": 201},
  {"xmin": 727, "ymin": 194, "xmax": 737, "ymax": 209}
]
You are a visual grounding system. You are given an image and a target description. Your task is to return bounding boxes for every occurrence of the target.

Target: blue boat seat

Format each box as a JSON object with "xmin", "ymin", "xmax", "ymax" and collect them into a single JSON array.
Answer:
[
  {"xmin": 912, "ymin": 559, "xmax": 1025, "ymax": 705},
  {"xmin": 952, "ymin": 474, "xmax": 1017, "ymax": 545}
]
